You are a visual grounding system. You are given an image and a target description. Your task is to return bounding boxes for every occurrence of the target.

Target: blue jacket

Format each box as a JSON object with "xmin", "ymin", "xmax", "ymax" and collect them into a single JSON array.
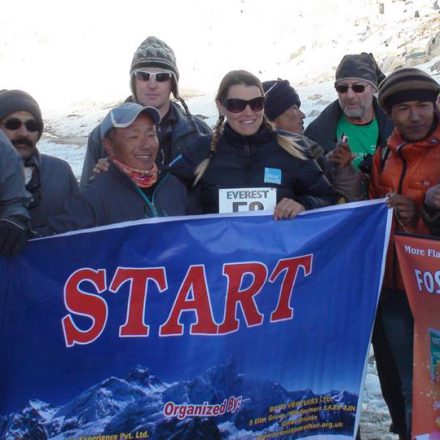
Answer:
[
  {"xmin": 80, "ymin": 101, "xmax": 211, "ymax": 188},
  {"xmin": 38, "ymin": 164, "xmax": 188, "ymax": 236}
]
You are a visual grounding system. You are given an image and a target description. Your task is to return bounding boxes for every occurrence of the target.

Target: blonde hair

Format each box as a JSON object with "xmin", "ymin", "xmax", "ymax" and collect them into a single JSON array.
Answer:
[{"xmin": 194, "ymin": 70, "xmax": 305, "ymax": 185}]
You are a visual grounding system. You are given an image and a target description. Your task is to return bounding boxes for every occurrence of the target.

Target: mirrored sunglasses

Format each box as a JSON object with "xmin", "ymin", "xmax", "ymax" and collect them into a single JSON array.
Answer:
[
  {"xmin": 334, "ymin": 83, "xmax": 367, "ymax": 94},
  {"xmin": 3, "ymin": 117, "xmax": 41, "ymax": 132},
  {"xmin": 134, "ymin": 71, "xmax": 173, "ymax": 82},
  {"xmin": 223, "ymin": 97, "xmax": 265, "ymax": 113}
]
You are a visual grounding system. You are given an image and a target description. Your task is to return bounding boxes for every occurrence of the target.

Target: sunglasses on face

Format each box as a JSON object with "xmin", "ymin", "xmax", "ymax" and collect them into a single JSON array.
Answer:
[
  {"xmin": 334, "ymin": 83, "xmax": 367, "ymax": 94},
  {"xmin": 2, "ymin": 118, "xmax": 41, "ymax": 132},
  {"xmin": 134, "ymin": 71, "xmax": 173, "ymax": 82},
  {"xmin": 223, "ymin": 97, "xmax": 265, "ymax": 113}
]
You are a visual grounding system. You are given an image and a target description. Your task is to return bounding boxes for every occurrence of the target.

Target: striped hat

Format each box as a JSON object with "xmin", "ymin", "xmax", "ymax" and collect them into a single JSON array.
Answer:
[{"xmin": 378, "ymin": 67, "xmax": 440, "ymax": 113}]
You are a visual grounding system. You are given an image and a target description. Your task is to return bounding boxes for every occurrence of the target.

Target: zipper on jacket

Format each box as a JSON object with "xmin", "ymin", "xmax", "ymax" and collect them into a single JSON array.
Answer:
[
  {"xmin": 135, "ymin": 185, "xmax": 159, "ymax": 217},
  {"xmin": 133, "ymin": 173, "xmax": 170, "ymax": 217},
  {"xmin": 392, "ymin": 142, "xmax": 408, "ymax": 289},
  {"xmin": 244, "ymin": 141, "xmax": 250, "ymax": 161}
]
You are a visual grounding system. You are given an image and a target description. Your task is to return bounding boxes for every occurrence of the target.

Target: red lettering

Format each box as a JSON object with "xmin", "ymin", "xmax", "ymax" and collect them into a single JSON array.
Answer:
[
  {"xmin": 160, "ymin": 265, "xmax": 218, "ymax": 336},
  {"xmin": 218, "ymin": 262, "xmax": 267, "ymax": 334},
  {"xmin": 62, "ymin": 268, "xmax": 107, "ymax": 347},
  {"xmin": 269, "ymin": 255, "xmax": 312, "ymax": 322},
  {"xmin": 109, "ymin": 267, "xmax": 167, "ymax": 337}
]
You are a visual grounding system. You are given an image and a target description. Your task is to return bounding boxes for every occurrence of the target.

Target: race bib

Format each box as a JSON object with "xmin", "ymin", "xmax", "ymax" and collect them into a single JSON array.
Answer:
[{"xmin": 218, "ymin": 187, "xmax": 277, "ymax": 213}]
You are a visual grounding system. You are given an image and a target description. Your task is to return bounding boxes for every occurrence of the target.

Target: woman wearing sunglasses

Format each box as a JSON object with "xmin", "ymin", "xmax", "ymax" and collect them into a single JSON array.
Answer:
[{"xmin": 172, "ymin": 70, "xmax": 338, "ymax": 218}]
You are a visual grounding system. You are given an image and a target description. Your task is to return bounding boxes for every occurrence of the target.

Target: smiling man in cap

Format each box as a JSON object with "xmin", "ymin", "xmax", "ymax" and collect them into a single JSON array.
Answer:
[{"xmin": 38, "ymin": 103, "xmax": 189, "ymax": 235}]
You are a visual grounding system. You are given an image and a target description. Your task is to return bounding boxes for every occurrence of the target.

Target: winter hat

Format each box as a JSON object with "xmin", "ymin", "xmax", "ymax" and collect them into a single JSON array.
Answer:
[
  {"xmin": 378, "ymin": 67, "xmax": 440, "ymax": 113},
  {"xmin": 262, "ymin": 79, "xmax": 301, "ymax": 121},
  {"xmin": 100, "ymin": 102, "xmax": 161, "ymax": 139},
  {"xmin": 335, "ymin": 52, "xmax": 385, "ymax": 90},
  {"xmin": 130, "ymin": 36, "xmax": 179, "ymax": 98},
  {"xmin": 0, "ymin": 89, "xmax": 44, "ymax": 137}
]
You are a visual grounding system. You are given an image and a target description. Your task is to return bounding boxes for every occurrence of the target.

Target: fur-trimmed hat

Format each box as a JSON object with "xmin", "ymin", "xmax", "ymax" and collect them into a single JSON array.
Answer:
[
  {"xmin": 262, "ymin": 79, "xmax": 301, "ymax": 121},
  {"xmin": 378, "ymin": 67, "xmax": 440, "ymax": 113},
  {"xmin": 335, "ymin": 52, "xmax": 385, "ymax": 90},
  {"xmin": 130, "ymin": 36, "xmax": 179, "ymax": 99},
  {"xmin": 0, "ymin": 89, "xmax": 44, "ymax": 137}
]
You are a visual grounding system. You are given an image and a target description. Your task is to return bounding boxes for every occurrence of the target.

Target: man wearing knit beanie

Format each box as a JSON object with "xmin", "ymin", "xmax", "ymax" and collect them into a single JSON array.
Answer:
[
  {"xmin": 0, "ymin": 89, "xmax": 78, "ymax": 227},
  {"xmin": 80, "ymin": 35, "xmax": 211, "ymax": 189},
  {"xmin": 263, "ymin": 79, "xmax": 304, "ymax": 133},
  {"xmin": 305, "ymin": 52, "xmax": 394, "ymax": 173},
  {"xmin": 370, "ymin": 67, "xmax": 440, "ymax": 439}
]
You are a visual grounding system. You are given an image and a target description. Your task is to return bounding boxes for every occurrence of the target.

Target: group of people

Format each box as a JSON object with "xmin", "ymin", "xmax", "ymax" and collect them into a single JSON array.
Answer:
[{"xmin": 1, "ymin": 35, "xmax": 440, "ymax": 439}]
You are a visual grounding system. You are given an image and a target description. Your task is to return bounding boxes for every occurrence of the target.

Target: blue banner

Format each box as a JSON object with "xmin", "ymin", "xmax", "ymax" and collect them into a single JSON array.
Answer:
[{"xmin": 0, "ymin": 200, "xmax": 391, "ymax": 440}]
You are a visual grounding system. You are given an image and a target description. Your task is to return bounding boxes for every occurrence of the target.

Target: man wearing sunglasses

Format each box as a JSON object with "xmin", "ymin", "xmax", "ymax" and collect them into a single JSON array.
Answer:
[
  {"xmin": 0, "ymin": 89, "xmax": 78, "ymax": 227},
  {"xmin": 305, "ymin": 52, "xmax": 394, "ymax": 174},
  {"xmin": 80, "ymin": 36, "xmax": 211, "ymax": 189}
]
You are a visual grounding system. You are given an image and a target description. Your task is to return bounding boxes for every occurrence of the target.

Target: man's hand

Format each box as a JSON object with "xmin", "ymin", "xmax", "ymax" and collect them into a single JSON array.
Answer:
[
  {"xmin": 386, "ymin": 193, "xmax": 418, "ymax": 227},
  {"xmin": 327, "ymin": 142, "xmax": 355, "ymax": 168},
  {"xmin": 93, "ymin": 158, "xmax": 110, "ymax": 175},
  {"xmin": 0, "ymin": 217, "xmax": 29, "ymax": 257},
  {"xmin": 425, "ymin": 184, "xmax": 440, "ymax": 210},
  {"xmin": 273, "ymin": 198, "xmax": 305, "ymax": 220}
]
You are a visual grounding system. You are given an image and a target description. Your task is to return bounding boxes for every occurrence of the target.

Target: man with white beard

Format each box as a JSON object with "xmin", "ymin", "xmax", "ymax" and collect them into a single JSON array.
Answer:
[{"xmin": 305, "ymin": 52, "xmax": 394, "ymax": 174}]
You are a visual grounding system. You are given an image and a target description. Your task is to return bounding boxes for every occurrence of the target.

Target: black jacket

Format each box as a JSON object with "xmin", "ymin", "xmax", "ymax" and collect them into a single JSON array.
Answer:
[
  {"xmin": 38, "ymin": 164, "xmax": 188, "ymax": 236},
  {"xmin": 304, "ymin": 97, "xmax": 394, "ymax": 153},
  {"xmin": 0, "ymin": 130, "xmax": 29, "ymax": 221},
  {"xmin": 26, "ymin": 150, "xmax": 79, "ymax": 227},
  {"xmin": 171, "ymin": 124, "xmax": 338, "ymax": 214},
  {"xmin": 80, "ymin": 100, "xmax": 212, "ymax": 188}
]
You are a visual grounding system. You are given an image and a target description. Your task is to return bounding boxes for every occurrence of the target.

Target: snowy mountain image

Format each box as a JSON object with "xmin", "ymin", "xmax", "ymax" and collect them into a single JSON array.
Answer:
[{"xmin": 0, "ymin": 360, "xmax": 358, "ymax": 440}]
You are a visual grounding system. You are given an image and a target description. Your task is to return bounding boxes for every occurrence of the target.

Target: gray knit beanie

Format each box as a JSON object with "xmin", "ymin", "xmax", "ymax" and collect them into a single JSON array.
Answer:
[
  {"xmin": 335, "ymin": 52, "xmax": 385, "ymax": 90},
  {"xmin": 378, "ymin": 67, "xmax": 440, "ymax": 113},
  {"xmin": 130, "ymin": 36, "xmax": 179, "ymax": 98},
  {"xmin": 0, "ymin": 90, "xmax": 44, "ymax": 138}
]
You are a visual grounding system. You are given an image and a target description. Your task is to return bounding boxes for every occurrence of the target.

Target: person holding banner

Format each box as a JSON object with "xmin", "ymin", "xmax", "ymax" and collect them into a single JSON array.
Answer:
[
  {"xmin": 37, "ymin": 103, "xmax": 188, "ymax": 236},
  {"xmin": 0, "ymin": 130, "xmax": 30, "ymax": 256},
  {"xmin": 369, "ymin": 67, "xmax": 440, "ymax": 439},
  {"xmin": 171, "ymin": 70, "xmax": 338, "ymax": 218}
]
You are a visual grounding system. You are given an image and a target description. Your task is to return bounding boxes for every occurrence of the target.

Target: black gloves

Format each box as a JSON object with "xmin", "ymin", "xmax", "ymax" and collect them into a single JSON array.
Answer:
[{"xmin": 0, "ymin": 217, "xmax": 29, "ymax": 257}]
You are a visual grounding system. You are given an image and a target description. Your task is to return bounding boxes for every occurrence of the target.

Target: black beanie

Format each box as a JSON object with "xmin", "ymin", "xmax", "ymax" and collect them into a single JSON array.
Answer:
[
  {"xmin": 378, "ymin": 67, "xmax": 440, "ymax": 113},
  {"xmin": 0, "ymin": 90, "xmax": 44, "ymax": 137},
  {"xmin": 262, "ymin": 79, "xmax": 301, "ymax": 121},
  {"xmin": 335, "ymin": 52, "xmax": 385, "ymax": 90},
  {"xmin": 130, "ymin": 36, "xmax": 179, "ymax": 98}
]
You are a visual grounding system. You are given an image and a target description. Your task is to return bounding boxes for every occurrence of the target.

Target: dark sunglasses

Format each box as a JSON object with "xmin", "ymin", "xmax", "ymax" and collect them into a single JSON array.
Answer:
[
  {"xmin": 223, "ymin": 97, "xmax": 265, "ymax": 113},
  {"xmin": 334, "ymin": 83, "xmax": 367, "ymax": 94},
  {"xmin": 134, "ymin": 71, "xmax": 173, "ymax": 82},
  {"xmin": 3, "ymin": 118, "xmax": 41, "ymax": 132}
]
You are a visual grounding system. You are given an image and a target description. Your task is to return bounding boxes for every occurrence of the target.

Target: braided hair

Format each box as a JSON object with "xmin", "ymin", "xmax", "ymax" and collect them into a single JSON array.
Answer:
[{"xmin": 194, "ymin": 70, "xmax": 305, "ymax": 185}]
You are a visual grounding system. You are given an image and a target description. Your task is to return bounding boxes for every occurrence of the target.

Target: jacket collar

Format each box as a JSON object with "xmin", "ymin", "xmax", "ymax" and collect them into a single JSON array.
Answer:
[
  {"xmin": 222, "ymin": 122, "xmax": 275, "ymax": 148},
  {"xmin": 387, "ymin": 121, "xmax": 440, "ymax": 157}
]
